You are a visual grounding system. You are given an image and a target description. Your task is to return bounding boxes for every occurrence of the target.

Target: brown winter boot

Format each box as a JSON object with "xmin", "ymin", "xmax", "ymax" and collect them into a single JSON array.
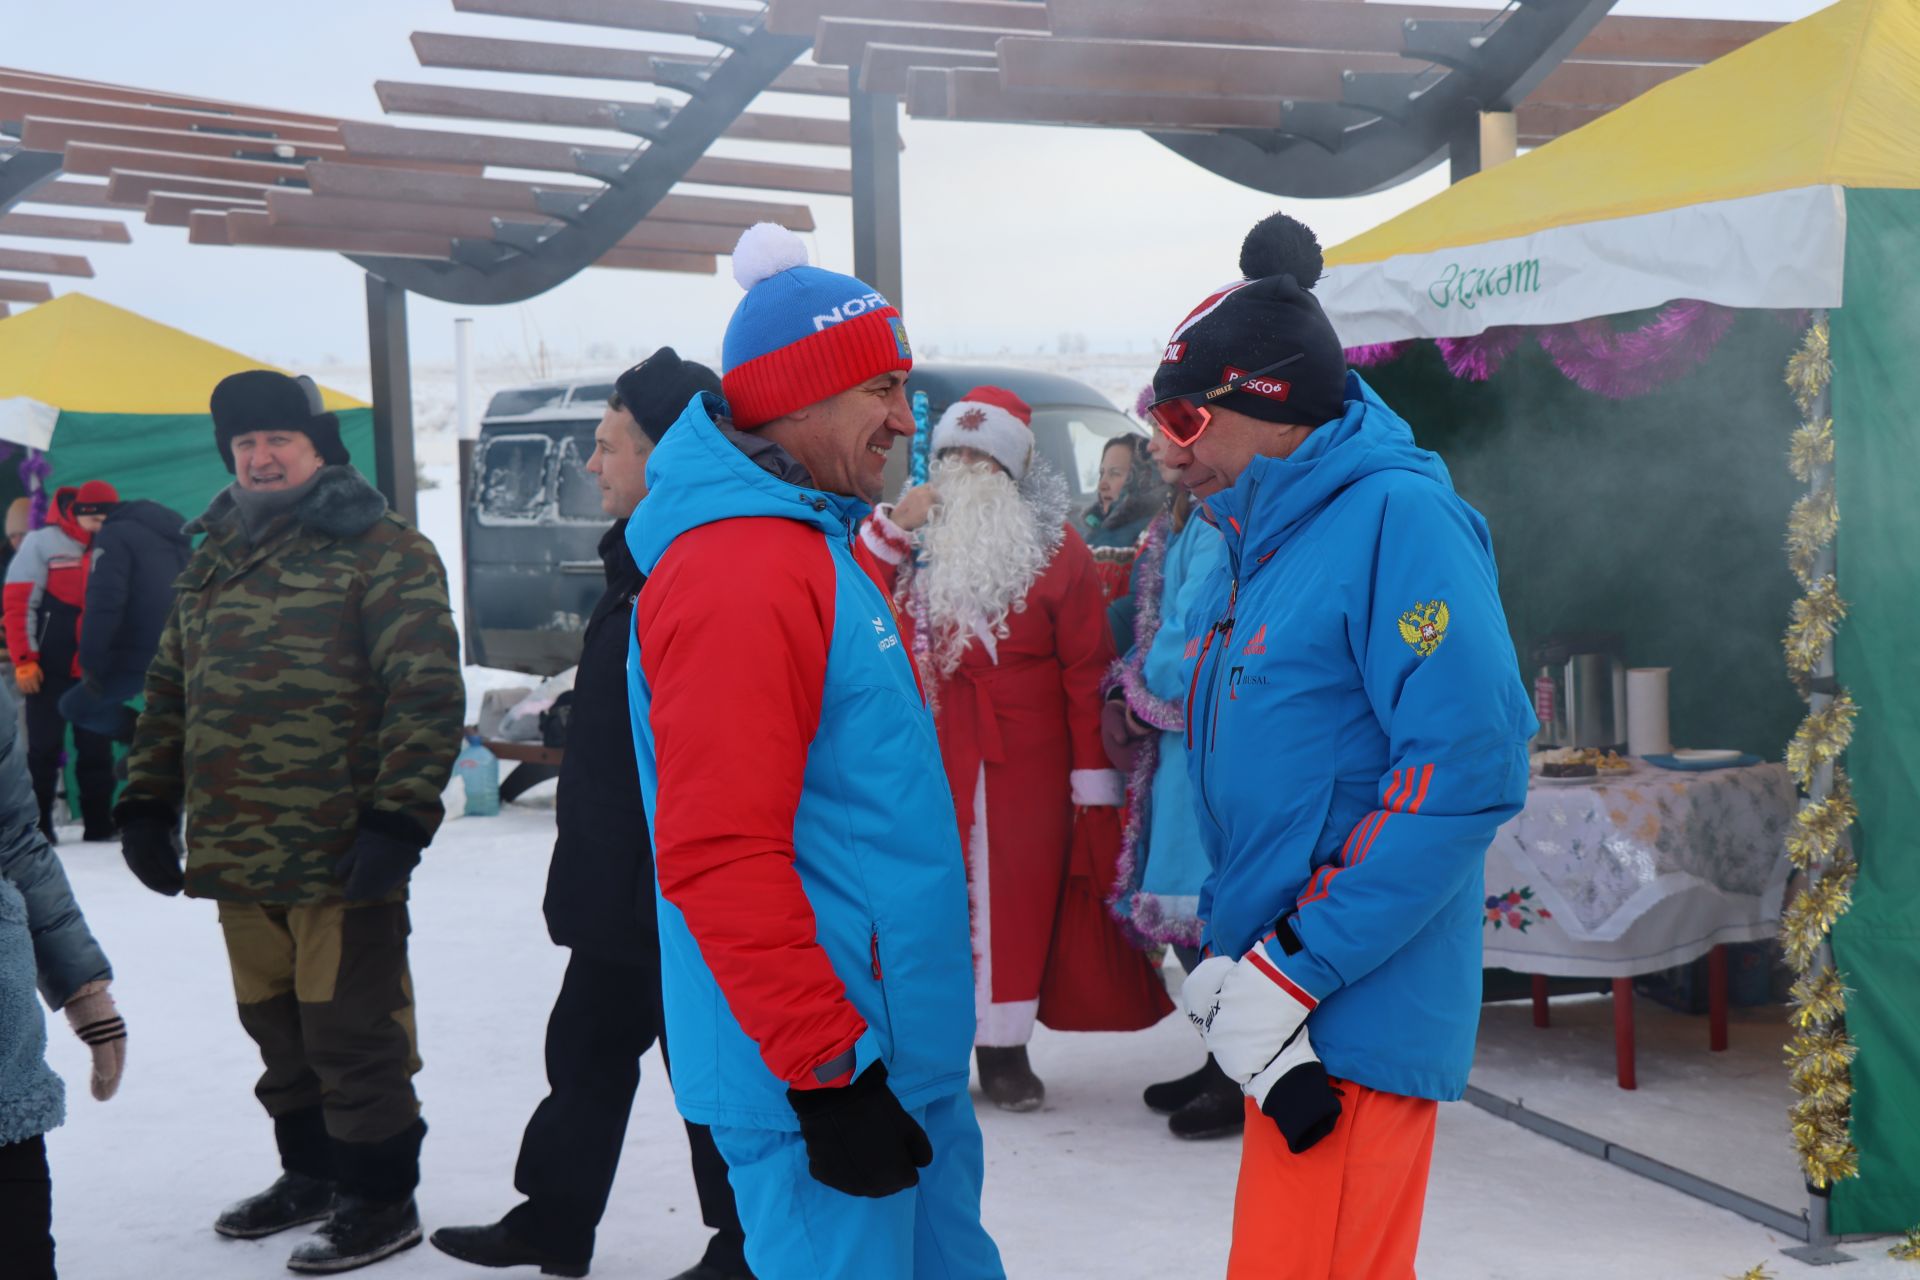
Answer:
[{"xmin": 975, "ymin": 1045, "xmax": 1045, "ymax": 1112}]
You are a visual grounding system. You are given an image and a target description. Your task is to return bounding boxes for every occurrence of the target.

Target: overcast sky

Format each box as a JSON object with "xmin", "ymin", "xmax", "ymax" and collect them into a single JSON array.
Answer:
[{"xmin": 7, "ymin": 0, "xmax": 1832, "ymax": 374}]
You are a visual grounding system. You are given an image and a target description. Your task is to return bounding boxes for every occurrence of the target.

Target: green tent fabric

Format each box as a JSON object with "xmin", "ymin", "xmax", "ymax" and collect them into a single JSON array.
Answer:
[
  {"xmin": 43, "ymin": 408, "xmax": 377, "ymax": 523},
  {"xmin": 1829, "ymin": 187, "xmax": 1920, "ymax": 1236}
]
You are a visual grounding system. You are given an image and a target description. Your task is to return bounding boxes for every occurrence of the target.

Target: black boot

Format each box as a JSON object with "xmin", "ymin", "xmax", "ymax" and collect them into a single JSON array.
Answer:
[
  {"xmin": 286, "ymin": 1194, "xmax": 422, "ymax": 1273},
  {"xmin": 1168, "ymin": 1067, "xmax": 1246, "ymax": 1141},
  {"xmin": 429, "ymin": 1216, "xmax": 588, "ymax": 1277},
  {"xmin": 975, "ymin": 1045, "xmax": 1045, "ymax": 1113},
  {"xmin": 1143, "ymin": 1056, "xmax": 1227, "ymax": 1115},
  {"xmin": 215, "ymin": 1109, "xmax": 335, "ymax": 1238},
  {"xmin": 214, "ymin": 1172, "xmax": 337, "ymax": 1239},
  {"xmin": 666, "ymin": 1230, "xmax": 755, "ymax": 1280}
]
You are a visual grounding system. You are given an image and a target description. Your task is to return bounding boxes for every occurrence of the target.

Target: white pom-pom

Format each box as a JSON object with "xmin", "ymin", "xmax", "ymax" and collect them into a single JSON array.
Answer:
[{"xmin": 731, "ymin": 222, "xmax": 810, "ymax": 290}]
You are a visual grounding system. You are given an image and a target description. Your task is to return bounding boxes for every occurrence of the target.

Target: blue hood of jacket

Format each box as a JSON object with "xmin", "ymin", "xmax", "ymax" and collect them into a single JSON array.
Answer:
[{"xmin": 627, "ymin": 392, "xmax": 871, "ymax": 575}]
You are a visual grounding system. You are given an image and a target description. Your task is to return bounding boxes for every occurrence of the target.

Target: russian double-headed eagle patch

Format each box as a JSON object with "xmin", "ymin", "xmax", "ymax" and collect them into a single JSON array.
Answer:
[{"xmin": 1398, "ymin": 599, "xmax": 1449, "ymax": 657}]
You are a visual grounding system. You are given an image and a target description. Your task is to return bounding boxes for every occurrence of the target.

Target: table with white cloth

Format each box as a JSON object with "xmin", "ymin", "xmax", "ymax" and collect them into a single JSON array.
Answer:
[{"xmin": 1480, "ymin": 761, "xmax": 1796, "ymax": 1087}]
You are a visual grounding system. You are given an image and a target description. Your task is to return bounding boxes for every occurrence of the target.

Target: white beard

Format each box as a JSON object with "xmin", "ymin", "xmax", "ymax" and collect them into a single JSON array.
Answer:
[{"xmin": 902, "ymin": 455, "xmax": 1068, "ymax": 679}]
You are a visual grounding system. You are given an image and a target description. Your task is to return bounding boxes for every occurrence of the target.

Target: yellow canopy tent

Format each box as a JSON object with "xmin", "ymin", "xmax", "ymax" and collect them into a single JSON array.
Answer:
[
  {"xmin": 0, "ymin": 294, "xmax": 369, "ymax": 520},
  {"xmin": 1317, "ymin": 0, "xmax": 1920, "ymax": 344}
]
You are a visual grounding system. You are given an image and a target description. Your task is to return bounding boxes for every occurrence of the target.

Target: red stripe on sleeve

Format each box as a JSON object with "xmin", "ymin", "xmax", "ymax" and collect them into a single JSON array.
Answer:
[{"xmin": 1246, "ymin": 947, "xmax": 1319, "ymax": 1009}]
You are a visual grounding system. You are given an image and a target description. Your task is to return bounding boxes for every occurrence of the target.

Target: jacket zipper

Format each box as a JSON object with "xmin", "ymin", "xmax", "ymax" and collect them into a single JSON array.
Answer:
[{"xmin": 1191, "ymin": 476, "xmax": 1256, "ymax": 831}]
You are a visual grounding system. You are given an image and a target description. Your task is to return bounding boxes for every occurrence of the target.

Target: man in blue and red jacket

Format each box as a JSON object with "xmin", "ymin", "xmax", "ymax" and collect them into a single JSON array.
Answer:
[
  {"xmin": 625, "ymin": 224, "xmax": 1003, "ymax": 1280},
  {"xmin": 1147, "ymin": 213, "xmax": 1536, "ymax": 1278}
]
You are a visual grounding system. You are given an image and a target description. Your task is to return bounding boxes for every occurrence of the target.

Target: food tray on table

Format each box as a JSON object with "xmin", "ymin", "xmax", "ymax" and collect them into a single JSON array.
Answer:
[{"xmin": 1530, "ymin": 748, "xmax": 1636, "ymax": 786}]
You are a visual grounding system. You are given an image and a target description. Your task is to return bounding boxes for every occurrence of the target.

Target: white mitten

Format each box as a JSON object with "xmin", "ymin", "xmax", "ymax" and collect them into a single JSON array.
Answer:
[
  {"xmin": 63, "ymin": 980, "xmax": 126, "ymax": 1101},
  {"xmin": 1202, "ymin": 947, "xmax": 1317, "ymax": 1085},
  {"xmin": 1180, "ymin": 954, "xmax": 1236, "ymax": 1041}
]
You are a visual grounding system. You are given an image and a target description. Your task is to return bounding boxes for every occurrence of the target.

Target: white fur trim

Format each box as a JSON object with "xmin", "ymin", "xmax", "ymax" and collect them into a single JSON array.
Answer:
[
  {"xmin": 967, "ymin": 766, "xmax": 993, "ymax": 1040},
  {"xmin": 976, "ymin": 998, "xmax": 1039, "ymax": 1047},
  {"xmin": 932, "ymin": 399, "xmax": 1034, "ymax": 482},
  {"xmin": 860, "ymin": 504, "xmax": 912, "ymax": 566},
  {"xmin": 731, "ymin": 222, "xmax": 809, "ymax": 290},
  {"xmin": 1071, "ymin": 768, "xmax": 1126, "ymax": 807}
]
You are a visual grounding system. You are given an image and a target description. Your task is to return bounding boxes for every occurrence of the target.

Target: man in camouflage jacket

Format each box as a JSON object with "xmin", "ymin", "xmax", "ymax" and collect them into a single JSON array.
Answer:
[{"xmin": 116, "ymin": 369, "xmax": 463, "ymax": 1275}]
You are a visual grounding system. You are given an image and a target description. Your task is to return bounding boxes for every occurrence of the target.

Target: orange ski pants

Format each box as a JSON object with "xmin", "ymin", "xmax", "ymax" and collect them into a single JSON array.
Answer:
[{"xmin": 1228, "ymin": 1082, "xmax": 1438, "ymax": 1280}]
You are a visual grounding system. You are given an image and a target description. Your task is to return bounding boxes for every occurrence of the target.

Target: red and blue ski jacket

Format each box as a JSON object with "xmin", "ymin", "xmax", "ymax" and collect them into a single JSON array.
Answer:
[
  {"xmin": 1181, "ymin": 372, "xmax": 1535, "ymax": 1101},
  {"xmin": 625, "ymin": 394, "xmax": 975, "ymax": 1131}
]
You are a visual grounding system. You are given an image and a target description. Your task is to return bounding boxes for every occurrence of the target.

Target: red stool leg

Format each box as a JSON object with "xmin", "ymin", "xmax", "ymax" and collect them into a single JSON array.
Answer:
[
  {"xmin": 1532, "ymin": 974, "xmax": 1550, "ymax": 1028},
  {"xmin": 1613, "ymin": 979, "xmax": 1637, "ymax": 1090},
  {"xmin": 1709, "ymin": 945, "xmax": 1730, "ymax": 1052}
]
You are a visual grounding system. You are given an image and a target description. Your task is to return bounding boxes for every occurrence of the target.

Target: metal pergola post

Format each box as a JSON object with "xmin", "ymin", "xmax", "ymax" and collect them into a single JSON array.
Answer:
[
  {"xmin": 848, "ymin": 87, "xmax": 903, "ymax": 312},
  {"xmin": 364, "ymin": 272, "xmax": 418, "ymax": 525}
]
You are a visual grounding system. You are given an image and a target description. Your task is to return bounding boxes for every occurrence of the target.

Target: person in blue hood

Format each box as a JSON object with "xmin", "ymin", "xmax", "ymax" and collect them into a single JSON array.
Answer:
[
  {"xmin": 1144, "ymin": 212, "xmax": 1534, "ymax": 1279},
  {"xmin": 624, "ymin": 224, "xmax": 1003, "ymax": 1280}
]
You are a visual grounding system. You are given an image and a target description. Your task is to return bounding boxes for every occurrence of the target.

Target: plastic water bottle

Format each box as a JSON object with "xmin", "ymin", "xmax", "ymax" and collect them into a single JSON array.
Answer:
[{"xmin": 454, "ymin": 735, "xmax": 500, "ymax": 817}]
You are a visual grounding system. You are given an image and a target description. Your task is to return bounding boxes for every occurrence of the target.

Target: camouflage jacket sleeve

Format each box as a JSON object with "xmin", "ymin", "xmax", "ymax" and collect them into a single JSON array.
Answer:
[
  {"xmin": 359, "ymin": 520, "xmax": 464, "ymax": 847},
  {"xmin": 119, "ymin": 591, "xmax": 190, "ymax": 814}
]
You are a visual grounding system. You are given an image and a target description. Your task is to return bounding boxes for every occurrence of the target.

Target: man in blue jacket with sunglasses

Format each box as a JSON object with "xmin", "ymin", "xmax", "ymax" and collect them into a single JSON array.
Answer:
[{"xmin": 1147, "ymin": 212, "xmax": 1535, "ymax": 1279}]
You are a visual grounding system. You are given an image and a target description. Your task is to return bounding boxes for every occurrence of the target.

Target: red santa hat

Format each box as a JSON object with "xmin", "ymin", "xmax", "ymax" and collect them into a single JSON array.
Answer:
[{"xmin": 930, "ymin": 386, "xmax": 1034, "ymax": 481}]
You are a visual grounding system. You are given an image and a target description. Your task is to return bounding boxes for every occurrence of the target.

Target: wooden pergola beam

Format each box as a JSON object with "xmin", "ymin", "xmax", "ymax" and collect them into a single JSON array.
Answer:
[
  {"xmin": 267, "ymin": 190, "xmax": 504, "ymax": 238},
  {"xmin": 614, "ymin": 219, "xmax": 743, "ymax": 254},
  {"xmin": 302, "ymin": 162, "xmax": 818, "ymax": 230},
  {"xmin": 813, "ymin": 18, "xmax": 1017, "ymax": 67},
  {"xmin": 910, "ymin": 66, "xmax": 1284, "ymax": 130},
  {"xmin": 218, "ymin": 210, "xmax": 457, "ymax": 259},
  {"xmin": 14, "ymin": 178, "xmax": 113, "ymax": 209},
  {"xmin": 450, "ymin": 0, "xmax": 757, "ymax": 38},
  {"xmin": 0, "ymin": 304, "xmax": 11, "ymax": 318},
  {"xmin": 994, "ymin": 37, "xmax": 1410, "ymax": 100},
  {"xmin": 64, "ymin": 142, "xmax": 320, "ymax": 187},
  {"xmin": 410, "ymin": 33, "xmax": 849, "ymax": 97},
  {"xmin": 0, "ymin": 278, "xmax": 55, "ymax": 303},
  {"xmin": 105, "ymin": 169, "xmax": 280, "ymax": 206},
  {"xmin": 1512, "ymin": 101, "xmax": 1612, "ymax": 142},
  {"xmin": 0, "ymin": 88, "xmax": 341, "ymax": 145},
  {"xmin": 858, "ymin": 45, "xmax": 995, "ymax": 95},
  {"xmin": 0, "ymin": 67, "xmax": 334, "ymax": 125},
  {"xmin": 0, "ymin": 211, "xmax": 132, "ymax": 243},
  {"xmin": 0, "ymin": 247, "xmax": 92, "ymax": 277},
  {"xmin": 372, "ymin": 81, "xmax": 856, "ymax": 147},
  {"xmin": 765, "ymin": 0, "xmax": 1046, "ymax": 38},
  {"xmin": 20, "ymin": 116, "xmax": 345, "ymax": 165},
  {"xmin": 594, "ymin": 247, "xmax": 718, "ymax": 274},
  {"xmin": 1041, "ymin": 0, "xmax": 1773, "ymax": 67},
  {"xmin": 1530, "ymin": 58, "xmax": 1688, "ymax": 107},
  {"xmin": 144, "ymin": 193, "xmax": 267, "ymax": 227}
]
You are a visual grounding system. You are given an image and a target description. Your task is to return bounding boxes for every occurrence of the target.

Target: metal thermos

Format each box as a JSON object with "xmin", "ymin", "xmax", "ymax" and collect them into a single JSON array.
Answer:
[{"xmin": 1531, "ymin": 633, "xmax": 1628, "ymax": 753}]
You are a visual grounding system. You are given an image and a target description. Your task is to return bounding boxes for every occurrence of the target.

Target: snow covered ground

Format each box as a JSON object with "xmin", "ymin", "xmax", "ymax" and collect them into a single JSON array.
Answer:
[
  {"xmin": 36, "ymin": 803, "xmax": 1909, "ymax": 1280},
  {"xmin": 27, "ymin": 367, "xmax": 1909, "ymax": 1277}
]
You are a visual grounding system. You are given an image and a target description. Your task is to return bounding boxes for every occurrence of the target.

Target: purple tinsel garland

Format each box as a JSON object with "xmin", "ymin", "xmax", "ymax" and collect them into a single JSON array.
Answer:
[
  {"xmin": 19, "ymin": 449, "xmax": 51, "ymax": 529},
  {"xmin": 1101, "ymin": 512, "xmax": 1204, "ymax": 947},
  {"xmin": 1340, "ymin": 300, "xmax": 1740, "ymax": 400}
]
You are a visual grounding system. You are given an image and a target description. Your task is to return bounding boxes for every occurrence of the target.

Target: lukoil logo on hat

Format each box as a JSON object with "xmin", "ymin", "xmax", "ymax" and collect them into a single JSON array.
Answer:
[{"xmin": 721, "ymin": 223, "xmax": 913, "ymax": 429}]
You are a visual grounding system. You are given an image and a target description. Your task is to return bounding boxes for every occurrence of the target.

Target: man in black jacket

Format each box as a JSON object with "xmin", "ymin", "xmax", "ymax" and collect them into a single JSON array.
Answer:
[
  {"xmin": 61, "ymin": 494, "xmax": 192, "ymax": 744},
  {"xmin": 432, "ymin": 351, "xmax": 751, "ymax": 1280}
]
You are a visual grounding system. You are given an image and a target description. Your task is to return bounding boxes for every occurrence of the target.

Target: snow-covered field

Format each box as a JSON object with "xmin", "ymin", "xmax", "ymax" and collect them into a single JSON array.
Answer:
[
  {"xmin": 38, "ymin": 804, "xmax": 1908, "ymax": 1280},
  {"xmin": 26, "ymin": 368, "xmax": 1910, "ymax": 1277}
]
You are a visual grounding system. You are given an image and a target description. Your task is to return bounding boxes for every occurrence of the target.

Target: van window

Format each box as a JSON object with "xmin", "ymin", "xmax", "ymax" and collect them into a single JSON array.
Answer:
[
  {"xmin": 486, "ymin": 387, "xmax": 568, "ymax": 417},
  {"xmin": 554, "ymin": 429, "xmax": 604, "ymax": 521},
  {"xmin": 1030, "ymin": 407, "xmax": 1143, "ymax": 498},
  {"xmin": 477, "ymin": 434, "xmax": 553, "ymax": 524},
  {"xmin": 568, "ymin": 383, "xmax": 616, "ymax": 407}
]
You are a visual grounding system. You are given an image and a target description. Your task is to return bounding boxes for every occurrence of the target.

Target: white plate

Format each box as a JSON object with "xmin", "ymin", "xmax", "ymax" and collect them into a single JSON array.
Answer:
[
  {"xmin": 1531, "ymin": 764, "xmax": 1635, "ymax": 786},
  {"xmin": 1672, "ymin": 748, "xmax": 1742, "ymax": 763}
]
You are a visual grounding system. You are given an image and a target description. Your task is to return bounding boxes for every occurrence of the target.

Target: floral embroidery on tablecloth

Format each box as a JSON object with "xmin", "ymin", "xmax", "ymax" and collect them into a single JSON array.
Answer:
[{"xmin": 1484, "ymin": 886, "xmax": 1551, "ymax": 932}]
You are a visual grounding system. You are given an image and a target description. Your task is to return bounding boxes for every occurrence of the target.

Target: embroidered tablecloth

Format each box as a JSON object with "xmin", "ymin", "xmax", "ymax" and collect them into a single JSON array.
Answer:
[{"xmin": 1481, "ymin": 762, "xmax": 1795, "ymax": 977}]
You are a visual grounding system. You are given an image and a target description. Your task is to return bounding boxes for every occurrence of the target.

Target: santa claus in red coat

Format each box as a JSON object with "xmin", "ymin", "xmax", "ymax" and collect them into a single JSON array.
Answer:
[{"xmin": 861, "ymin": 387, "xmax": 1123, "ymax": 1111}]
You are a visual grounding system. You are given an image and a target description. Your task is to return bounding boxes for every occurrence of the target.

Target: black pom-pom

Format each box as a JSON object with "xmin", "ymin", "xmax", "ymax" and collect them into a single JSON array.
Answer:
[{"xmin": 1239, "ymin": 212, "xmax": 1324, "ymax": 288}]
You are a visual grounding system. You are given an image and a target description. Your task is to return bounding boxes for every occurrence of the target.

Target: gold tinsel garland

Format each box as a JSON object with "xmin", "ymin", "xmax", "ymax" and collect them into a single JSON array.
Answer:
[
  {"xmin": 1890, "ymin": 1227, "xmax": 1920, "ymax": 1261},
  {"xmin": 1728, "ymin": 1265, "xmax": 1776, "ymax": 1280},
  {"xmin": 1778, "ymin": 316, "xmax": 1861, "ymax": 1191}
]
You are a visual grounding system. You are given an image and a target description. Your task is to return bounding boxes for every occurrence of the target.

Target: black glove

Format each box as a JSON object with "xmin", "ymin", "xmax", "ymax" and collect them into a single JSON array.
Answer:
[
  {"xmin": 786, "ymin": 1061, "xmax": 932, "ymax": 1198},
  {"xmin": 1249, "ymin": 1025, "xmax": 1344, "ymax": 1155},
  {"xmin": 115, "ymin": 799, "xmax": 185, "ymax": 897},
  {"xmin": 334, "ymin": 816, "xmax": 424, "ymax": 903}
]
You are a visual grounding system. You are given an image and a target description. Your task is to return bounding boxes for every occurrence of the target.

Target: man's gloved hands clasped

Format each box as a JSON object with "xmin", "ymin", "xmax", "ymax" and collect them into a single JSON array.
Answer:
[
  {"xmin": 787, "ymin": 1061, "xmax": 933, "ymax": 1198},
  {"xmin": 334, "ymin": 816, "xmax": 425, "ymax": 902},
  {"xmin": 116, "ymin": 799, "xmax": 185, "ymax": 897},
  {"xmin": 1183, "ymin": 945, "xmax": 1342, "ymax": 1154}
]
